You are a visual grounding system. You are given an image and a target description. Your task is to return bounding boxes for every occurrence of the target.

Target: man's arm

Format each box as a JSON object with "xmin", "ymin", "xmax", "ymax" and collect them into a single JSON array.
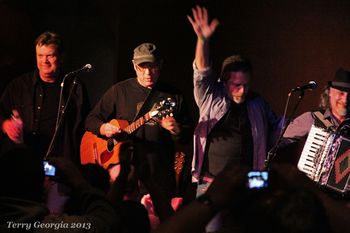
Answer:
[
  {"xmin": 84, "ymin": 86, "xmax": 121, "ymax": 137},
  {"xmin": 188, "ymin": 6, "xmax": 221, "ymax": 108},
  {"xmin": 187, "ymin": 5, "xmax": 219, "ymax": 71},
  {"xmin": 282, "ymin": 111, "xmax": 314, "ymax": 144}
]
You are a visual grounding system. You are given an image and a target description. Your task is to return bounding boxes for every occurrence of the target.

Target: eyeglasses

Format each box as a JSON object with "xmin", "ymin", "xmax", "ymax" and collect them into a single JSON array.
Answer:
[{"xmin": 135, "ymin": 63, "xmax": 160, "ymax": 72}]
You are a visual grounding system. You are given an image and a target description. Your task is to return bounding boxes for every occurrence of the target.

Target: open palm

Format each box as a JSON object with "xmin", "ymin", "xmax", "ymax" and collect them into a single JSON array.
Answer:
[{"xmin": 187, "ymin": 5, "xmax": 219, "ymax": 40}]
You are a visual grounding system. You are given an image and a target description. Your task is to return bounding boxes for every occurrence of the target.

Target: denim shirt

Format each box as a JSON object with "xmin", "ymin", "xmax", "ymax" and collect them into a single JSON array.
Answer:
[{"xmin": 191, "ymin": 63, "xmax": 283, "ymax": 182}]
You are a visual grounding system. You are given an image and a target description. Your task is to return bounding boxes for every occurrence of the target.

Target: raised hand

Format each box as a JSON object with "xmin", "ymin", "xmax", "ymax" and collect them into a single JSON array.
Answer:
[{"xmin": 187, "ymin": 5, "xmax": 219, "ymax": 41}]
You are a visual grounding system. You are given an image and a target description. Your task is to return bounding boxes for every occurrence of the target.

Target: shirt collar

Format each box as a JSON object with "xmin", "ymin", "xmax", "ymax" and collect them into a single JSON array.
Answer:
[
  {"xmin": 31, "ymin": 70, "xmax": 41, "ymax": 86},
  {"xmin": 323, "ymin": 108, "xmax": 350, "ymax": 127},
  {"xmin": 31, "ymin": 69, "xmax": 62, "ymax": 86}
]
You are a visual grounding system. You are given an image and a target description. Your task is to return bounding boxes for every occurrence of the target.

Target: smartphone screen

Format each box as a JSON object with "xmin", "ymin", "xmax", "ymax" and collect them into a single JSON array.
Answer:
[
  {"xmin": 43, "ymin": 161, "xmax": 56, "ymax": 177},
  {"xmin": 247, "ymin": 171, "xmax": 268, "ymax": 189}
]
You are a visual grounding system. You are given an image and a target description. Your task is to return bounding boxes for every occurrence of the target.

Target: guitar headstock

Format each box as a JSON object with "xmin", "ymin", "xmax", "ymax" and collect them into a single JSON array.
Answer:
[{"xmin": 150, "ymin": 97, "xmax": 176, "ymax": 120}]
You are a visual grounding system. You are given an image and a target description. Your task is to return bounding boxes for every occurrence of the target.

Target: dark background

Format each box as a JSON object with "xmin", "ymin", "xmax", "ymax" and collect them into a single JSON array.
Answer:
[{"xmin": 2, "ymin": 0, "xmax": 350, "ymax": 160}]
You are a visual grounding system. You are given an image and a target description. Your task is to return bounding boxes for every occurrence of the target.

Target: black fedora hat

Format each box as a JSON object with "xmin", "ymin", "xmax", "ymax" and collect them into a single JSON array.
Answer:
[{"xmin": 328, "ymin": 68, "xmax": 350, "ymax": 92}]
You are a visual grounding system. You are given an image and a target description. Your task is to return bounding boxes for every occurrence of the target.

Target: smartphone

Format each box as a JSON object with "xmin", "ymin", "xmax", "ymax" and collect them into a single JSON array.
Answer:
[
  {"xmin": 43, "ymin": 160, "xmax": 56, "ymax": 177},
  {"xmin": 247, "ymin": 171, "xmax": 268, "ymax": 189}
]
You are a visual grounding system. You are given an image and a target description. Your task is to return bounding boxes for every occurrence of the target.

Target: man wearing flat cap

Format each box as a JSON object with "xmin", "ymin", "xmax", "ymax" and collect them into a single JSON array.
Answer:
[
  {"xmin": 85, "ymin": 42, "xmax": 192, "ymax": 200},
  {"xmin": 284, "ymin": 68, "xmax": 350, "ymax": 142}
]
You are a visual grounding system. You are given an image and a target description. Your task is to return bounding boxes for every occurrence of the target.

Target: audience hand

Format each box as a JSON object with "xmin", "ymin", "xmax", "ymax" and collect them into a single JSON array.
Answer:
[{"xmin": 48, "ymin": 157, "xmax": 89, "ymax": 189}]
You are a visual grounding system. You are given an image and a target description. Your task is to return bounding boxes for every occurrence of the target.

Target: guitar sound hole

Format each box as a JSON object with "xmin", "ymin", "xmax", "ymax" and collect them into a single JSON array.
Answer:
[{"xmin": 107, "ymin": 139, "xmax": 115, "ymax": 152}]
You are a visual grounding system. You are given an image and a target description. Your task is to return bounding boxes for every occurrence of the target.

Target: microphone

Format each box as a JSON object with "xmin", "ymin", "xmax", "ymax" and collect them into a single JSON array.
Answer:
[
  {"xmin": 66, "ymin": 64, "xmax": 93, "ymax": 76},
  {"xmin": 61, "ymin": 64, "xmax": 92, "ymax": 87},
  {"xmin": 291, "ymin": 81, "xmax": 318, "ymax": 92}
]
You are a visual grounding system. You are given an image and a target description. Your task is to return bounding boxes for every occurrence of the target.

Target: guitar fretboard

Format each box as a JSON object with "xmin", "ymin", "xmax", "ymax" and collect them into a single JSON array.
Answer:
[{"xmin": 124, "ymin": 113, "xmax": 151, "ymax": 134}]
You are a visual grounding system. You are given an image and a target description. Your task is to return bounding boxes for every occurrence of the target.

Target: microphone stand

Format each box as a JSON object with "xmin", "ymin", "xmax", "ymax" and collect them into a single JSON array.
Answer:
[
  {"xmin": 44, "ymin": 72, "xmax": 79, "ymax": 160},
  {"xmin": 264, "ymin": 90, "xmax": 305, "ymax": 170}
]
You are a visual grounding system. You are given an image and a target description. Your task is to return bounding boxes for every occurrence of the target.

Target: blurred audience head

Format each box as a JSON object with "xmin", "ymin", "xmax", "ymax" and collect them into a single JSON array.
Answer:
[
  {"xmin": 266, "ymin": 188, "xmax": 331, "ymax": 233},
  {"xmin": 80, "ymin": 163, "xmax": 111, "ymax": 193},
  {"xmin": 120, "ymin": 200, "xmax": 151, "ymax": 233},
  {"xmin": 0, "ymin": 145, "xmax": 45, "ymax": 202},
  {"xmin": 219, "ymin": 163, "xmax": 331, "ymax": 233}
]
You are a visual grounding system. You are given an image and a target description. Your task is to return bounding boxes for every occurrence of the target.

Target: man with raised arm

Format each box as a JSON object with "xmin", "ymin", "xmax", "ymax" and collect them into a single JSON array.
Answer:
[{"xmin": 188, "ymin": 6, "xmax": 282, "ymax": 232}]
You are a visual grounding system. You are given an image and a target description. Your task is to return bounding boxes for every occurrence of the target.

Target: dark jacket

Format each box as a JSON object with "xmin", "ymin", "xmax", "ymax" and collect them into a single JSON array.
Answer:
[{"xmin": 0, "ymin": 70, "xmax": 90, "ymax": 164}]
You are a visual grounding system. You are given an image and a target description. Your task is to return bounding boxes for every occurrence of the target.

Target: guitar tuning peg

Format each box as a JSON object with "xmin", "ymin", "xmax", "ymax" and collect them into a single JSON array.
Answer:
[{"xmin": 170, "ymin": 113, "xmax": 173, "ymax": 117}]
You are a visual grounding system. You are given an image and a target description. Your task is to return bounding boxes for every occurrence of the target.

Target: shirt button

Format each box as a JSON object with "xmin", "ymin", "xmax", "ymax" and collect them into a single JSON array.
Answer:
[
  {"xmin": 37, "ymin": 106, "xmax": 41, "ymax": 110},
  {"xmin": 32, "ymin": 132, "xmax": 36, "ymax": 135}
]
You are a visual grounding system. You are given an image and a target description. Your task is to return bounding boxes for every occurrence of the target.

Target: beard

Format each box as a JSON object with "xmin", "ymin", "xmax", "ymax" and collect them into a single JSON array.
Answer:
[
  {"xmin": 231, "ymin": 93, "xmax": 247, "ymax": 104},
  {"xmin": 335, "ymin": 105, "xmax": 348, "ymax": 117}
]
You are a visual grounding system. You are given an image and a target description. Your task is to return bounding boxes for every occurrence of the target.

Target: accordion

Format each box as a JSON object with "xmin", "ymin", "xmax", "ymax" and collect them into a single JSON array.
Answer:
[{"xmin": 298, "ymin": 124, "xmax": 350, "ymax": 194}]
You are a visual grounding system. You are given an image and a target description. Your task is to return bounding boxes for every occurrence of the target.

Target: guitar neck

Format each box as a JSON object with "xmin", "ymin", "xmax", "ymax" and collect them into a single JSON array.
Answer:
[{"xmin": 124, "ymin": 112, "xmax": 152, "ymax": 134}]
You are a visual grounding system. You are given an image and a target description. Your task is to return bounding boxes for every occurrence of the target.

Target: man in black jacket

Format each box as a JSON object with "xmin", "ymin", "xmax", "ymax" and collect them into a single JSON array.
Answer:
[
  {"xmin": 0, "ymin": 31, "xmax": 90, "ymax": 164},
  {"xmin": 0, "ymin": 31, "xmax": 90, "ymax": 214}
]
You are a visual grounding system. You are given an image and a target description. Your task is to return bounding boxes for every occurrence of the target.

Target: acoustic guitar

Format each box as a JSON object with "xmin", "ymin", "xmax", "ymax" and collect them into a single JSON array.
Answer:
[{"xmin": 80, "ymin": 98, "xmax": 176, "ymax": 169}]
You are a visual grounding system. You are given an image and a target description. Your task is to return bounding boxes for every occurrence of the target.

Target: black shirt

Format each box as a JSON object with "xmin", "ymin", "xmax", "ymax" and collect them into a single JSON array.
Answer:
[
  {"xmin": 0, "ymin": 70, "xmax": 90, "ymax": 163},
  {"xmin": 204, "ymin": 101, "xmax": 253, "ymax": 176},
  {"xmin": 85, "ymin": 78, "xmax": 192, "ymax": 196}
]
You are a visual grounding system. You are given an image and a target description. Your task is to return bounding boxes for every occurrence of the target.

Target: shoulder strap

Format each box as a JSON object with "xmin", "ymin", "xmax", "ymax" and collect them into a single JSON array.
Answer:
[
  {"xmin": 132, "ymin": 88, "xmax": 159, "ymax": 122},
  {"xmin": 313, "ymin": 111, "xmax": 334, "ymax": 129}
]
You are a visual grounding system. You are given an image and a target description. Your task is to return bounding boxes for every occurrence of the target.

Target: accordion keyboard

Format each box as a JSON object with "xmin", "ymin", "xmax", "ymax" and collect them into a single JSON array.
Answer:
[{"xmin": 297, "ymin": 125, "xmax": 330, "ymax": 180}]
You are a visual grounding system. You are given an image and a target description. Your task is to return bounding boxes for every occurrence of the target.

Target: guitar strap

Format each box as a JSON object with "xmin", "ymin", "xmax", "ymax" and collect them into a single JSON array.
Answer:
[
  {"xmin": 132, "ymin": 86, "xmax": 160, "ymax": 122},
  {"xmin": 313, "ymin": 111, "xmax": 335, "ymax": 130}
]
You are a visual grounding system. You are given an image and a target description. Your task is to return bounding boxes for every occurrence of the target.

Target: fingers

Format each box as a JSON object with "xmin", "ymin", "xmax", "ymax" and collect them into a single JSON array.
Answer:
[
  {"xmin": 160, "ymin": 117, "xmax": 175, "ymax": 128},
  {"xmin": 160, "ymin": 117, "xmax": 180, "ymax": 135},
  {"xmin": 188, "ymin": 6, "xmax": 203, "ymax": 27},
  {"xmin": 187, "ymin": 12, "xmax": 200, "ymax": 36},
  {"xmin": 202, "ymin": 5, "xmax": 208, "ymax": 22},
  {"xmin": 2, "ymin": 118, "xmax": 23, "ymax": 143},
  {"xmin": 187, "ymin": 15, "xmax": 195, "ymax": 26},
  {"xmin": 193, "ymin": 5, "xmax": 207, "ymax": 24},
  {"xmin": 188, "ymin": 5, "xmax": 219, "ymax": 40},
  {"xmin": 193, "ymin": 5, "xmax": 200, "ymax": 22},
  {"xmin": 12, "ymin": 110, "xmax": 20, "ymax": 118},
  {"xmin": 210, "ymin": 18, "xmax": 220, "ymax": 31},
  {"xmin": 100, "ymin": 123, "xmax": 122, "ymax": 138}
]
